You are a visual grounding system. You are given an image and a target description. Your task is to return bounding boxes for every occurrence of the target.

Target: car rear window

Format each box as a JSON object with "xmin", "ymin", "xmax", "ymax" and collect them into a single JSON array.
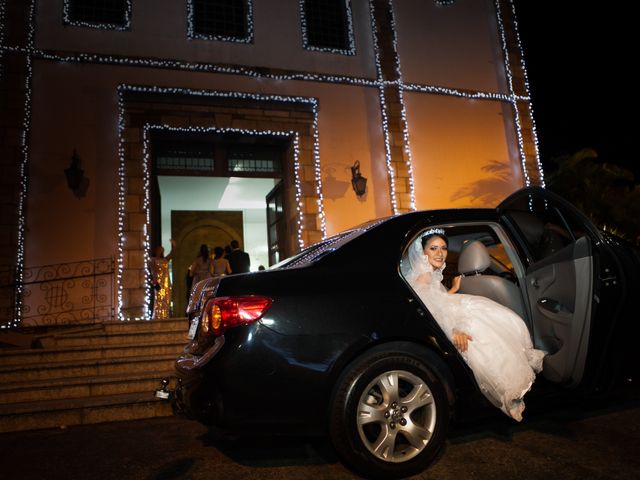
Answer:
[{"xmin": 274, "ymin": 218, "xmax": 388, "ymax": 269}]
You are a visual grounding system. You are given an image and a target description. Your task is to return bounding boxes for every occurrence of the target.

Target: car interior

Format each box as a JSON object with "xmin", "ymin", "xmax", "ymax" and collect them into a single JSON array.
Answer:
[
  {"xmin": 400, "ymin": 223, "xmax": 529, "ymax": 324},
  {"xmin": 400, "ymin": 193, "xmax": 594, "ymax": 387}
]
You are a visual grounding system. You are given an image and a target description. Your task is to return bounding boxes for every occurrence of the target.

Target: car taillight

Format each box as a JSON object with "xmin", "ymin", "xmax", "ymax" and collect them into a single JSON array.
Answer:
[{"xmin": 201, "ymin": 296, "xmax": 273, "ymax": 336}]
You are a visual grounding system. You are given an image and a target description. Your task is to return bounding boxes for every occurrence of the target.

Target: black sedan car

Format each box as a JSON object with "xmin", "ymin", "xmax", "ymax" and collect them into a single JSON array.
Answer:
[{"xmin": 170, "ymin": 187, "xmax": 639, "ymax": 479}]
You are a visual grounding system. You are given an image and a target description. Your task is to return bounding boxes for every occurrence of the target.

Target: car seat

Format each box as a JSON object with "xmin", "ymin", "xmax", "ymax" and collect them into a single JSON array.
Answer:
[{"xmin": 457, "ymin": 240, "xmax": 527, "ymax": 319}]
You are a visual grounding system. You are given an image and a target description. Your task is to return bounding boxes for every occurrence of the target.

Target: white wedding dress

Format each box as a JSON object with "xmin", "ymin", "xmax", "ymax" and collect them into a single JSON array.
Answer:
[{"xmin": 404, "ymin": 238, "xmax": 545, "ymax": 421}]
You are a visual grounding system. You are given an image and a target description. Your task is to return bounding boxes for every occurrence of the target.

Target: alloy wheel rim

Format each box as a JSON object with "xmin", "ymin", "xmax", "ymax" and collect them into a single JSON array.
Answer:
[{"xmin": 356, "ymin": 369, "xmax": 436, "ymax": 463}]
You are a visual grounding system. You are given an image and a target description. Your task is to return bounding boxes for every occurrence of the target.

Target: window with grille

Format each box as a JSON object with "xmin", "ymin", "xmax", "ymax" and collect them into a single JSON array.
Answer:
[
  {"xmin": 227, "ymin": 145, "xmax": 282, "ymax": 174},
  {"xmin": 188, "ymin": 0, "xmax": 253, "ymax": 43},
  {"xmin": 155, "ymin": 144, "xmax": 215, "ymax": 174},
  {"xmin": 301, "ymin": 0, "xmax": 355, "ymax": 54},
  {"xmin": 153, "ymin": 139, "xmax": 283, "ymax": 176},
  {"xmin": 64, "ymin": 0, "xmax": 130, "ymax": 29}
]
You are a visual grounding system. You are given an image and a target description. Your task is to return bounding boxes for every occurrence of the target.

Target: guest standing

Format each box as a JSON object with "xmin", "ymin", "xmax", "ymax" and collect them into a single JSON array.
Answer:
[
  {"xmin": 211, "ymin": 246, "xmax": 232, "ymax": 277},
  {"xmin": 188, "ymin": 244, "xmax": 212, "ymax": 293},
  {"xmin": 228, "ymin": 239, "xmax": 250, "ymax": 274},
  {"xmin": 148, "ymin": 238, "xmax": 176, "ymax": 320}
]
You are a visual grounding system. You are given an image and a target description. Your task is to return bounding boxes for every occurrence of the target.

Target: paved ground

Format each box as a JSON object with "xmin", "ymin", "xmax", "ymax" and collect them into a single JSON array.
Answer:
[{"xmin": 1, "ymin": 388, "xmax": 638, "ymax": 480}]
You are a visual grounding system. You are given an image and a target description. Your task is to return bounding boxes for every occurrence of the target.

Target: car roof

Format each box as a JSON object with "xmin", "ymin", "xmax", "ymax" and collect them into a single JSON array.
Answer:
[{"xmin": 276, "ymin": 208, "xmax": 498, "ymax": 270}]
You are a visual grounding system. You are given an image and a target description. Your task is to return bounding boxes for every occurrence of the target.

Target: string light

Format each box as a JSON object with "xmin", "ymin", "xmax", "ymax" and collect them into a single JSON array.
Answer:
[
  {"xmin": 368, "ymin": 0, "xmax": 398, "ymax": 215},
  {"xmin": 387, "ymin": 0, "xmax": 416, "ymax": 211},
  {"xmin": 493, "ymin": 0, "xmax": 545, "ymax": 188},
  {"xmin": 310, "ymin": 101, "xmax": 327, "ymax": 236},
  {"xmin": 19, "ymin": 48, "xmax": 377, "ymax": 85},
  {"xmin": 507, "ymin": 0, "xmax": 544, "ymax": 187},
  {"xmin": 116, "ymin": 86, "xmax": 127, "ymax": 320},
  {"xmin": 141, "ymin": 126, "xmax": 152, "ymax": 319},
  {"xmin": 493, "ymin": 0, "xmax": 528, "ymax": 186},
  {"xmin": 62, "ymin": 0, "xmax": 132, "ymax": 31},
  {"xmin": 137, "ymin": 124, "xmax": 299, "ymax": 319},
  {"xmin": 434, "ymin": 0, "xmax": 455, "ymax": 6},
  {"xmin": 116, "ymin": 85, "xmax": 324, "ymax": 319},
  {"xmin": 403, "ymin": 83, "xmax": 516, "ymax": 102},
  {"xmin": 3, "ymin": 45, "xmax": 538, "ymax": 102},
  {"xmin": 3, "ymin": 0, "xmax": 36, "ymax": 329},
  {"xmin": 0, "ymin": 0, "xmax": 6, "ymax": 81},
  {"xmin": 187, "ymin": 0, "xmax": 254, "ymax": 43},
  {"xmin": 299, "ymin": 0, "xmax": 356, "ymax": 55},
  {"xmin": 292, "ymin": 133, "xmax": 305, "ymax": 249}
]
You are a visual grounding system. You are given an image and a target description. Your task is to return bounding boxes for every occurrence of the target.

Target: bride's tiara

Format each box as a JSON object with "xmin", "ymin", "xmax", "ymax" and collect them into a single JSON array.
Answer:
[{"xmin": 422, "ymin": 227, "xmax": 446, "ymax": 237}]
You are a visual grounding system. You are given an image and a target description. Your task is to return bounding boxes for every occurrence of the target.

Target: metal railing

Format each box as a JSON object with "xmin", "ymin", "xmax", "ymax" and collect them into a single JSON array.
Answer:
[{"xmin": 1, "ymin": 258, "xmax": 115, "ymax": 328}]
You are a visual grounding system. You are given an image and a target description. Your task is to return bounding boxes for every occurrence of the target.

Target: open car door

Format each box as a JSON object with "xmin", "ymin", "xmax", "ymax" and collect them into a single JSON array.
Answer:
[{"xmin": 498, "ymin": 188, "xmax": 597, "ymax": 387}]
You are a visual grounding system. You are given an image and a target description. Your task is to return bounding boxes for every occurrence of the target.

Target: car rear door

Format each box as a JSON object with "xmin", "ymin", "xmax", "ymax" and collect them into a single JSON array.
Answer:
[{"xmin": 498, "ymin": 188, "xmax": 599, "ymax": 387}]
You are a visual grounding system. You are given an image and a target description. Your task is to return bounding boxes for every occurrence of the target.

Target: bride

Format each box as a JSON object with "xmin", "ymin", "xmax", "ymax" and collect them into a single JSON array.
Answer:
[{"xmin": 404, "ymin": 228, "xmax": 545, "ymax": 421}]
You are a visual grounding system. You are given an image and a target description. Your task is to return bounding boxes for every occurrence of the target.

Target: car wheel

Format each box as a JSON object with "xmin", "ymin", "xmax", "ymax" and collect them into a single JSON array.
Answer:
[{"xmin": 329, "ymin": 346, "xmax": 450, "ymax": 479}]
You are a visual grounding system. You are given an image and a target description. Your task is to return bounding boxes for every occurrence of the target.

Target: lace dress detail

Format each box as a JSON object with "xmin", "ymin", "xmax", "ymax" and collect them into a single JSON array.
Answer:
[{"xmin": 405, "ymin": 239, "xmax": 545, "ymax": 421}]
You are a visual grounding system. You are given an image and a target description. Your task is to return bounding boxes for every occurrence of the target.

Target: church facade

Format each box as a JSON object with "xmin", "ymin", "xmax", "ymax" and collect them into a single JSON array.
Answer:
[{"xmin": 0, "ymin": 0, "xmax": 542, "ymax": 326}]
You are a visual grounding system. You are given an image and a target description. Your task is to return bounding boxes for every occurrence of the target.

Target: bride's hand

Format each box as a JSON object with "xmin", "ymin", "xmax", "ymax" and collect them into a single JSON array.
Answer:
[
  {"xmin": 448, "ymin": 275, "xmax": 462, "ymax": 294},
  {"xmin": 452, "ymin": 329, "xmax": 472, "ymax": 352}
]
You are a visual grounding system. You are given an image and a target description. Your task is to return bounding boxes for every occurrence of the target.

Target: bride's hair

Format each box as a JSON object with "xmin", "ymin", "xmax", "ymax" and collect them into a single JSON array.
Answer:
[{"xmin": 421, "ymin": 229, "xmax": 448, "ymax": 249}]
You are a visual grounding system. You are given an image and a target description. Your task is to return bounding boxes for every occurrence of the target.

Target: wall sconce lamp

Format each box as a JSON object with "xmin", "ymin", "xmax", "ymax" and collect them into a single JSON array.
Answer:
[
  {"xmin": 351, "ymin": 160, "xmax": 367, "ymax": 197},
  {"xmin": 65, "ymin": 150, "xmax": 88, "ymax": 197}
]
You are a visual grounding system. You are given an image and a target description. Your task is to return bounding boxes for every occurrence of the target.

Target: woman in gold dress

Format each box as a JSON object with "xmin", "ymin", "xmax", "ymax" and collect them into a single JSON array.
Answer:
[{"xmin": 149, "ymin": 239, "xmax": 176, "ymax": 320}]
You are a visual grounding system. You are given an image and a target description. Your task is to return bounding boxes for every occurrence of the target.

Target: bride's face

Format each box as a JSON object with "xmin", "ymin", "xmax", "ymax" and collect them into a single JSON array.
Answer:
[{"xmin": 424, "ymin": 236, "xmax": 448, "ymax": 269}]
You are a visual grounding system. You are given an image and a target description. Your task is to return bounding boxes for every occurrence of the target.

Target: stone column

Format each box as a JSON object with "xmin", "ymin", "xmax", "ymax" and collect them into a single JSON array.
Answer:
[
  {"xmin": 371, "ymin": 0, "xmax": 414, "ymax": 213},
  {"xmin": 497, "ymin": 0, "xmax": 544, "ymax": 186},
  {"xmin": 0, "ymin": 0, "xmax": 33, "ymax": 325}
]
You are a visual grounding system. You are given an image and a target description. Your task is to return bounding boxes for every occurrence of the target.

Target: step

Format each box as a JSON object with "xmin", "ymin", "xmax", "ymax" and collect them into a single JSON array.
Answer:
[
  {"xmin": 0, "ymin": 353, "xmax": 179, "ymax": 383},
  {"xmin": 2, "ymin": 325, "xmax": 103, "ymax": 349},
  {"xmin": 0, "ymin": 319, "xmax": 188, "ymax": 433},
  {"xmin": 30, "ymin": 318, "xmax": 189, "ymax": 346},
  {"xmin": 48, "ymin": 329, "xmax": 188, "ymax": 348},
  {"xmin": 103, "ymin": 318, "xmax": 189, "ymax": 334},
  {"xmin": 0, "ymin": 371, "xmax": 171, "ymax": 404},
  {"xmin": 0, "ymin": 341, "xmax": 186, "ymax": 366},
  {"xmin": 0, "ymin": 392, "xmax": 173, "ymax": 433}
]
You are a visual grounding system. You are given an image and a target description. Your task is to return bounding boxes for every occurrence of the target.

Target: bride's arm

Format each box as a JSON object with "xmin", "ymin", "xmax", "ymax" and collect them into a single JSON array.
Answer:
[{"xmin": 447, "ymin": 276, "xmax": 472, "ymax": 351}]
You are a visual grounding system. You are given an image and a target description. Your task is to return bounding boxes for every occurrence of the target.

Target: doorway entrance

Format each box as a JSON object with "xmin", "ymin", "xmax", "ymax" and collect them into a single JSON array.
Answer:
[
  {"xmin": 170, "ymin": 210, "xmax": 243, "ymax": 317},
  {"xmin": 118, "ymin": 89, "xmax": 324, "ymax": 320},
  {"xmin": 149, "ymin": 130, "xmax": 287, "ymax": 316}
]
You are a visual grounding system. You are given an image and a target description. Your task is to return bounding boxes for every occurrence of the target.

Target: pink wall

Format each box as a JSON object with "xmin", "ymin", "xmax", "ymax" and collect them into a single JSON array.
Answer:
[
  {"xmin": 395, "ymin": 0, "xmax": 508, "ymax": 94},
  {"xmin": 405, "ymin": 92, "xmax": 523, "ymax": 209}
]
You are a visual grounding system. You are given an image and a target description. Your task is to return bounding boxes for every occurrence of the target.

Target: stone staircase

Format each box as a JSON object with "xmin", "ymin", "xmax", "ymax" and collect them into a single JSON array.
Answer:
[{"xmin": 0, "ymin": 318, "xmax": 188, "ymax": 433}]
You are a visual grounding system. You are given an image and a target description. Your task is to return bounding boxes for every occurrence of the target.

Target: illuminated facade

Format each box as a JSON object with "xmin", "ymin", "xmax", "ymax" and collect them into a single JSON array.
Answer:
[{"xmin": 0, "ymin": 0, "xmax": 541, "ymax": 325}]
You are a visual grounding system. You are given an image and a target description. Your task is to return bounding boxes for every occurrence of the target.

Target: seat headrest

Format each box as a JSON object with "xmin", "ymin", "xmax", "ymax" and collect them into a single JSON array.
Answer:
[{"xmin": 458, "ymin": 240, "xmax": 491, "ymax": 275}]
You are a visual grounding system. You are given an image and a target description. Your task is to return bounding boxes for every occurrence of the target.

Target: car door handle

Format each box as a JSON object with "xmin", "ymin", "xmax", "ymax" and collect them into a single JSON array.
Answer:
[
  {"xmin": 599, "ymin": 275, "xmax": 617, "ymax": 286},
  {"xmin": 599, "ymin": 267, "xmax": 617, "ymax": 285},
  {"xmin": 599, "ymin": 271, "xmax": 617, "ymax": 282}
]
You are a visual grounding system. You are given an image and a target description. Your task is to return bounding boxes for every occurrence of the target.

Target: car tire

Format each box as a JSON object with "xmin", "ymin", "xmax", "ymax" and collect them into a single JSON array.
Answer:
[{"xmin": 329, "ymin": 345, "xmax": 450, "ymax": 479}]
